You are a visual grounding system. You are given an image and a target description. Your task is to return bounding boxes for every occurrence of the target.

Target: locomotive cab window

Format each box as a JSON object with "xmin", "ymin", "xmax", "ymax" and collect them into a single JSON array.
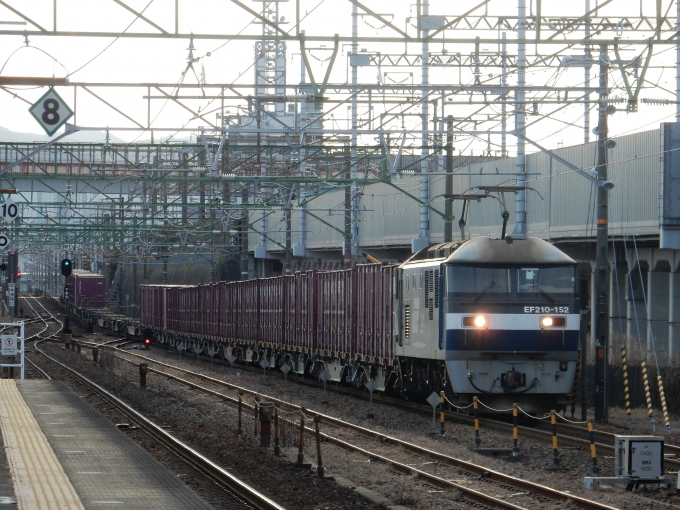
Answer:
[{"xmin": 446, "ymin": 264, "xmax": 577, "ymax": 311}]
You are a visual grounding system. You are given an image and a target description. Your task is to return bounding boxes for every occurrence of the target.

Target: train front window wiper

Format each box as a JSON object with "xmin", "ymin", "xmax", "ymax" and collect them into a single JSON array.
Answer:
[
  {"xmin": 474, "ymin": 281, "xmax": 496, "ymax": 303},
  {"xmin": 528, "ymin": 284, "xmax": 555, "ymax": 303}
]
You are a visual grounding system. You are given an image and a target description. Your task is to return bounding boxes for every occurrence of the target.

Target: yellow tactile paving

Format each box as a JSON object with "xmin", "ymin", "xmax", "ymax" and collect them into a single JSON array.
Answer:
[{"xmin": 0, "ymin": 380, "xmax": 85, "ymax": 510}]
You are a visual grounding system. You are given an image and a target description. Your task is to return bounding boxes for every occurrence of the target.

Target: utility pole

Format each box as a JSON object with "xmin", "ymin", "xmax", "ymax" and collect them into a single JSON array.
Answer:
[
  {"xmin": 594, "ymin": 44, "xmax": 610, "ymax": 423},
  {"xmin": 511, "ymin": 0, "xmax": 527, "ymax": 239},
  {"xmin": 444, "ymin": 116, "xmax": 454, "ymax": 243},
  {"xmin": 284, "ymin": 186, "xmax": 293, "ymax": 275}
]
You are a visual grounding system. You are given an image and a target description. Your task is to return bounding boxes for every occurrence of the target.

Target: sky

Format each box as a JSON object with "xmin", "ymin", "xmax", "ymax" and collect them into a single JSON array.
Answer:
[{"xmin": 0, "ymin": 0, "xmax": 677, "ymax": 154}]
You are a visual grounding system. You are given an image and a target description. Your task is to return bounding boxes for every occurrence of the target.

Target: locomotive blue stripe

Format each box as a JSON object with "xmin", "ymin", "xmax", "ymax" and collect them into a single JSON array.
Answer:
[{"xmin": 445, "ymin": 328, "xmax": 579, "ymax": 351}]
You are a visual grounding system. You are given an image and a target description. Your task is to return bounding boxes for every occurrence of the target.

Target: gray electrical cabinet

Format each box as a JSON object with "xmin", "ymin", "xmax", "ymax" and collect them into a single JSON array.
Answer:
[{"xmin": 614, "ymin": 435, "xmax": 664, "ymax": 479}]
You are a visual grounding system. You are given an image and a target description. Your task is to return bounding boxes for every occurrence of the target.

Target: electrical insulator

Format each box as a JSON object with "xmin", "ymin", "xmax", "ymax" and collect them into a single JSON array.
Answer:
[{"xmin": 642, "ymin": 98, "xmax": 670, "ymax": 105}]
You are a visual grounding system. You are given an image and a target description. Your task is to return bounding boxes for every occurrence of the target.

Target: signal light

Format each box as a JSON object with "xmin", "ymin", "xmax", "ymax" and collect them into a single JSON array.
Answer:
[
  {"xmin": 142, "ymin": 330, "xmax": 152, "ymax": 349},
  {"xmin": 61, "ymin": 258, "xmax": 72, "ymax": 277},
  {"xmin": 16, "ymin": 271, "xmax": 21, "ymax": 279},
  {"xmin": 7, "ymin": 251, "xmax": 17, "ymax": 278}
]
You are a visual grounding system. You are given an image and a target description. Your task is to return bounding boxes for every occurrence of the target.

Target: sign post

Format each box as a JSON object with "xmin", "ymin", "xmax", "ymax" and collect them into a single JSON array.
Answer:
[
  {"xmin": 0, "ymin": 197, "xmax": 18, "ymax": 223},
  {"xmin": 29, "ymin": 88, "xmax": 74, "ymax": 137},
  {"xmin": 0, "ymin": 323, "xmax": 25, "ymax": 379}
]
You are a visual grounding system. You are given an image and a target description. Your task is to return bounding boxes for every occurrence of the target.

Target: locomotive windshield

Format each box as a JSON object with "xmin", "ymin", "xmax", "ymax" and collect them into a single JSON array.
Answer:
[{"xmin": 446, "ymin": 265, "xmax": 577, "ymax": 306}]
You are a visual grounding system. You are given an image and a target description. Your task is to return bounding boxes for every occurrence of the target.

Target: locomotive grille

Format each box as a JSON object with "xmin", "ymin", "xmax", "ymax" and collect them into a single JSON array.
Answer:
[
  {"xmin": 429, "ymin": 299, "xmax": 434, "ymax": 320},
  {"xmin": 424, "ymin": 271, "xmax": 429, "ymax": 308},
  {"xmin": 434, "ymin": 269, "xmax": 439, "ymax": 308},
  {"xmin": 404, "ymin": 305, "xmax": 410, "ymax": 338}
]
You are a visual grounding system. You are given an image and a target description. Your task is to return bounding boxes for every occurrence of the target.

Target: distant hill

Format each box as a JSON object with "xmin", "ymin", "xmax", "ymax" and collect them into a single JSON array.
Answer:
[{"xmin": 0, "ymin": 125, "xmax": 126, "ymax": 144}]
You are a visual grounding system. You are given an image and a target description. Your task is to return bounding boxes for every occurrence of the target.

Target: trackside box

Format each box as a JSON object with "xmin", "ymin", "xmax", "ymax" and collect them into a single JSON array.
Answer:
[{"xmin": 65, "ymin": 270, "xmax": 106, "ymax": 307}]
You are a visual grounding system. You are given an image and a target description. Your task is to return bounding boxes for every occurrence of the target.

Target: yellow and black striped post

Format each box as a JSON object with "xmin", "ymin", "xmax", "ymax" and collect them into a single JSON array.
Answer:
[
  {"xmin": 439, "ymin": 391, "xmax": 445, "ymax": 435},
  {"xmin": 551, "ymin": 410, "xmax": 560, "ymax": 467},
  {"xmin": 570, "ymin": 349, "xmax": 581, "ymax": 418},
  {"xmin": 657, "ymin": 375, "xmax": 671, "ymax": 434},
  {"xmin": 237, "ymin": 393, "xmax": 243, "ymax": 434},
  {"xmin": 473, "ymin": 397, "xmax": 481, "ymax": 448},
  {"xmin": 254, "ymin": 400, "xmax": 259, "ymax": 437},
  {"xmin": 621, "ymin": 345, "xmax": 632, "ymax": 430},
  {"xmin": 587, "ymin": 419, "xmax": 599, "ymax": 474},
  {"xmin": 641, "ymin": 361, "xmax": 656, "ymax": 431},
  {"xmin": 274, "ymin": 406, "xmax": 280, "ymax": 456},
  {"xmin": 297, "ymin": 410, "xmax": 306, "ymax": 465},
  {"xmin": 314, "ymin": 416, "xmax": 324, "ymax": 478},
  {"xmin": 512, "ymin": 403, "xmax": 519, "ymax": 457}
]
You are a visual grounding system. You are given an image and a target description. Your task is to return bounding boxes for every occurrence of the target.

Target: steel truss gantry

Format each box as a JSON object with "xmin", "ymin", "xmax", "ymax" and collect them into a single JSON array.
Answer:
[{"xmin": 0, "ymin": 0, "xmax": 677, "ymax": 275}]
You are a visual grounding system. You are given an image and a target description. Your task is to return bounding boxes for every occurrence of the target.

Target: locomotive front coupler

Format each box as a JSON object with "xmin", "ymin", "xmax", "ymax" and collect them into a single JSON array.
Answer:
[{"xmin": 501, "ymin": 369, "xmax": 526, "ymax": 390}]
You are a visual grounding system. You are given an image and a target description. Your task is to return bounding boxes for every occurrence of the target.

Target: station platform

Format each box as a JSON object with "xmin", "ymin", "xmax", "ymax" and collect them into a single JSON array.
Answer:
[{"xmin": 0, "ymin": 379, "xmax": 214, "ymax": 509}]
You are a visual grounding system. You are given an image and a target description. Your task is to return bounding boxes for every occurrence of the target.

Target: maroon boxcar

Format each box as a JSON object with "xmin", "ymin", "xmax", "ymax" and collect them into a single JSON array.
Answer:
[
  {"xmin": 259, "ymin": 277, "xmax": 284, "ymax": 344},
  {"xmin": 138, "ymin": 263, "xmax": 394, "ymax": 361},
  {"xmin": 66, "ymin": 270, "xmax": 106, "ymax": 308},
  {"xmin": 316, "ymin": 270, "xmax": 352, "ymax": 355},
  {"xmin": 354, "ymin": 264, "xmax": 394, "ymax": 361}
]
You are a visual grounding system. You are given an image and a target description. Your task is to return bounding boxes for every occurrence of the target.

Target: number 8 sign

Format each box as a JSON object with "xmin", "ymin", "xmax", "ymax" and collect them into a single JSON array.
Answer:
[{"xmin": 29, "ymin": 88, "xmax": 74, "ymax": 137}]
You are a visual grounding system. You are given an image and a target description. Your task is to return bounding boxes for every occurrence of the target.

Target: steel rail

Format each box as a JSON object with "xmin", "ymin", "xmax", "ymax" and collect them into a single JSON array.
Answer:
[
  {"xmin": 80, "ymin": 333, "xmax": 680, "ymax": 474},
  {"xmin": 32, "ymin": 341, "xmax": 284, "ymax": 510},
  {"xmin": 104, "ymin": 348, "xmax": 618, "ymax": 510}
]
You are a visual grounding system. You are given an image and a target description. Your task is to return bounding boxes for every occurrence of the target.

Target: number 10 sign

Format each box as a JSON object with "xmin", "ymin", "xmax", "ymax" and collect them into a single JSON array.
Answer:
[{"xmin": 29, "ymin": 87, "xmax": 74, "ymax": 137}]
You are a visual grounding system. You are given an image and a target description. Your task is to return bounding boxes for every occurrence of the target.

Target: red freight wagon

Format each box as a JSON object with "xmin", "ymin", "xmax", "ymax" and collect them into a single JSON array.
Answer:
[
  {"xmin": 198, "ymin": 284, "xmax": 210, "ymax": 336},
  {"xmin": 354, "ymin": 264, "xmax": 394, "ymax": 360},
  {"xmin": 317, "ymin": 270, "xmax": 352, "ymax": 355},
  {"xmin": 163, "ymin": 285, "xmax": 193, "ymax": 332},
  {"xmin": 65, "ymin": 270, "xmax": 106, "ymax": 308},
  {"xmin": 221, "ymin": 281, "xmax": 239, "ymax": 339},
  {"xmin": 259, "ymin": 277, "xmax": 284, "ymax": 344},
  {"xmin": 241, "ymin": 279, "xmax": 260, "ymax": 341},
  {"xmin": 139, "ymin": 285, "xmax": 165, "ymax": 329}
]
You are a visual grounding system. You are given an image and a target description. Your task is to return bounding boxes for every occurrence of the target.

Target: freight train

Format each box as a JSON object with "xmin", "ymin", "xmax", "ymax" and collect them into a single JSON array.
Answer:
[{"xmin": 134, "ymin": 236, "xmax": 580, "ymax": 413}]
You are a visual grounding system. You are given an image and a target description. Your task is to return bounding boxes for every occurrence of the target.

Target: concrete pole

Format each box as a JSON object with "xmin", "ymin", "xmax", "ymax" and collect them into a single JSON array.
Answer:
[
  {"xmin": 677, "ymin": 0, "xmax": 680, "ymax": 120},
  {"xmin": 296, "ymin": 51, "xmax": 308, "ymax": 260},
  {"xmin": 444, "ymin": 116, "xmax": 454, "ymax": 242},
  {"xmin": 350, "ymin": 1, "xmax": 359, "ymax": 259},
  {"xmin": 584, "ymin": 0, "xmax": 591, "ymax": 143},
  {"xmin": 501, "ymin": 32, "xmax": 507, "ymax": 158},
  {"xmin": 413, "ymin": 0, "xmax": 430, "ymax": 253},
  {"xmin": 594, "ymin": 44, "xmax": 610, "ymax": 423},
  {"xmin": 511, "ymin": 0, "xmax": 527, "ymax": 239}
]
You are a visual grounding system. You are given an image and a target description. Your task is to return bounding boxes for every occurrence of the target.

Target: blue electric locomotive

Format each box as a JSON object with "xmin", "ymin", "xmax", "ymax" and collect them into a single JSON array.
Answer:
[{"xmin": 395, "ymin": 236, "xmax": 580, "ymax": 413}]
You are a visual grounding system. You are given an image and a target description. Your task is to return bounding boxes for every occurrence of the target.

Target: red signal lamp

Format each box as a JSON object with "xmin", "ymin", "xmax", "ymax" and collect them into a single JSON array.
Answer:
[
  {"xmin": 142, "ymin": 333, "xmax": 152, "ymax": 349},
  {"xmin": 16, "ymin": 271, "xmax": 21, "ymax": 278}
]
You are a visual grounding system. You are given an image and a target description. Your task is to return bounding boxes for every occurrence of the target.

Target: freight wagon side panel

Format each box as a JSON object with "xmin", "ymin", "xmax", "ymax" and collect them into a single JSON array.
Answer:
[
  {"xmin": 283, "ymin": 275, "xmax": 295, "ymax": 347},
  {"xmin": 260, "ymin": 277, "xmax": 284, "ymax": 344},
  {"xmin": 318, "ymin": 271, "xmax": 351, "ymax": 355}
]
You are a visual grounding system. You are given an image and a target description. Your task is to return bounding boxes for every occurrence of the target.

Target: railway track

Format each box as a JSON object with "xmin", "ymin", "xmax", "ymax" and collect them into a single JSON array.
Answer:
[
  {"xmin": 121, "ymin": 336, "xmax": 680, "ymax": 474},
  {"xmin": 34, "ymin": 300, "xmax": 675, "ymax": 508},
  {"xmin": 27, "ymin": 298, "xmax": 284, "ymax": 510},
  {"xmin": 98, "ymin": 345, "xmax": 619, "ymax": 510}
]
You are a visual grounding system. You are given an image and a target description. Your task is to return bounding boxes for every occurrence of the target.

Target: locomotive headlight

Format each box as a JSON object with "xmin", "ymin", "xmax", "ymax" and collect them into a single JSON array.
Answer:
[
  {"xmin": 540, "ymin": 316, "xmax": 566, "ymax": 328},
  {"xmin": 463, "ymin": 315, "xmax": 489, "ymax": 328}
]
